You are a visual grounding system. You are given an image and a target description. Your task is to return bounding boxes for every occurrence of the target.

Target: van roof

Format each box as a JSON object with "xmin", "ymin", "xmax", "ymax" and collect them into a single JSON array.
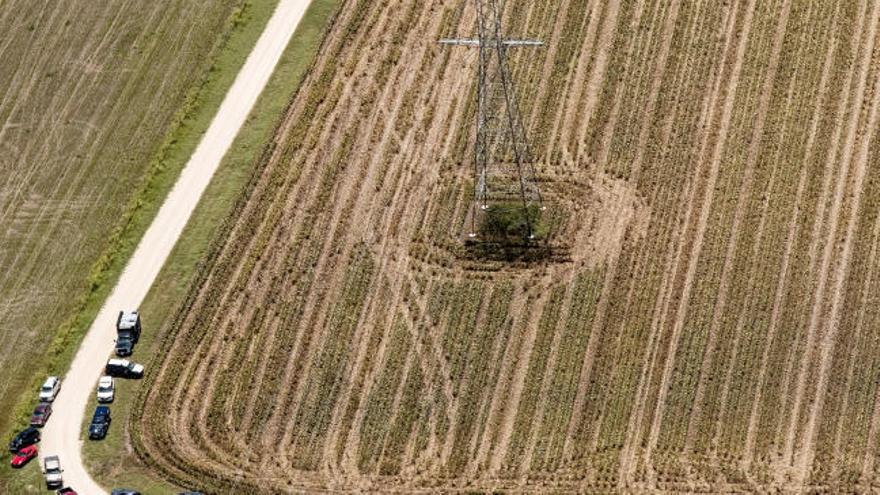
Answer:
[{"xmin": 117, "ymin": 311, "xmax": 139, "ymax": 330}]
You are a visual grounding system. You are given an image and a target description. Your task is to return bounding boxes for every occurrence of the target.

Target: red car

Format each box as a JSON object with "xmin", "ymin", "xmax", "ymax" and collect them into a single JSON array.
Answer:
[
  {"xmin": 31, "ymin": 403, "xmax": 52, "ymax": 427},
  {"xmin": 10, "ymin": 444, "xmax": 37, "ymax": 468}
]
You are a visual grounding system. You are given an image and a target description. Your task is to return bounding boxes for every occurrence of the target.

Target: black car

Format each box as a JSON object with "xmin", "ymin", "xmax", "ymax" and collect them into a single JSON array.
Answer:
[
  {"xmin": 115, "ymin": 311, "xmax": 141, "ymax": 357},
  {"xmin": 8, "ymin": 426, "xmax": 40, "ymax": 453},
  {"xmin": 105, "ymin": 359, "xmax": 144, "ymax": 379},
  {"xmin": 88, "ymin": 406, "xmax": 111, "ymax": 440},
  {"xmin": 114, "ymin": 336, "xmax": 135, "ymax": 356},
  {"xmin": 111, "ymin": 490, "xmax": 142, "ymax": 495}
]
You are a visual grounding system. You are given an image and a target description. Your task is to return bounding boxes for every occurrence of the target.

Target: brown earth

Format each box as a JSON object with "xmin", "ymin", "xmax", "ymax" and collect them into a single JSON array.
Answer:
[{"xmin": 135, "ymin": 0, "xmax": 880, "ymax": 492}]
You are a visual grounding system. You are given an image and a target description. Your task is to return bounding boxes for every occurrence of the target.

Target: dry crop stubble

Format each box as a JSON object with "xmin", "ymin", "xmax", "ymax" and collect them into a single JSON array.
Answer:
[
  {"xmin": 135, "ymin": 0, "xmax": 880, "ymax": 492},
  {"xmin": 0, "ymin": 0, "xmax": 244, "ymax": 442}
]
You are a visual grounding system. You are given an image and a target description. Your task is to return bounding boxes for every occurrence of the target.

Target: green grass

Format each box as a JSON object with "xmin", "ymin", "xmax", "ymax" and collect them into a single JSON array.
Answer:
[{"xmin": 70, "ymin": 0, "xmax": 340, "ymax": 492}]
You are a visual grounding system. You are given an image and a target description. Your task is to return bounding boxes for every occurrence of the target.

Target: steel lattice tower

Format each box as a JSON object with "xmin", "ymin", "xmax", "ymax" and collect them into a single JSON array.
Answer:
[{"xmin": 441, "ymin": 0, "xmax": 543, "ymax": 238}]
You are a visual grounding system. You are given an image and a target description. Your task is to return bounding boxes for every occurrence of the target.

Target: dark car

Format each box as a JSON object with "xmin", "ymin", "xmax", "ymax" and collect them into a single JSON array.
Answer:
[
  {"xmin": 115, "ymin": 311, "xmax": 141, "ymax": 357},
  {"xmin": 105, "ymin": 359, "xmax": 144, "ymax": 379},
  {"xmin": 31, "ymin": 403, "xmax": 53, "ymax": 427},
  {"xmin": 114, "ymin": 336, "xmax": 135, "ymax": 356},
  {"xmin": 111, "ymin": 490, "xmax": 142, "ymax": 495},
  {"xmin": 8, "ymin": 426, "xmax": 40, "ymax": 453},
  {"xmin": 57, "ymin": 488, "xmax": 78, "ymax": 495},
  {"xmin": 88, "ymin": 406, "xmax": 111, "ymax": 440}
]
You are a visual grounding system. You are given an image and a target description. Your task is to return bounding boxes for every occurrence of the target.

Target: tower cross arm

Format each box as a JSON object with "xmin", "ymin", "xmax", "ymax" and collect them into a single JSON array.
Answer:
[{"xmin": 438, "ymin": 38, "xmax": 544, "ymax": 47}]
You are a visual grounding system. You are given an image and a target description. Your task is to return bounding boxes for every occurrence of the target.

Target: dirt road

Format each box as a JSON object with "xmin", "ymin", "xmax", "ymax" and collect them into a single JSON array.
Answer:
[{"xmin": 38, "ymin": 0, "xmax": 313, "ymax": 492}]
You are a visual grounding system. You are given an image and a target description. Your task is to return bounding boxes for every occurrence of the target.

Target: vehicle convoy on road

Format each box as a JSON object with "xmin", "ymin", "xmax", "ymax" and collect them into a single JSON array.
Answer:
[
  {"xmin": 10, "ymin": 444, "xmax": 37, "ymax": 468},
  {"xmin": 30, "ymin": 402, "xmax": 53, "ymax": 427},
  {"xmin": 96, "ymin": 376, "xmax": 115, "ymax": 403},
  {"xmin": 114, "ymin": 311, "xmax": 142, "ymax": 357},
  {"xmin": 8, "ymin": 426, "xmax": 40, "ymax": 452},
  {"xmin": 88, "ymin": 406, "xmax": 112, "ymax": 440},
  {"xmin": 105, "ymin": 358, "xmax": 144, "ymax": 379},
  {"xmin": 39, "ymin": 376, "xmax": 61, "ymax": 402},
  {"xmin": 43, "ymin": 454, "xmax": 63, "ymax": 489}
]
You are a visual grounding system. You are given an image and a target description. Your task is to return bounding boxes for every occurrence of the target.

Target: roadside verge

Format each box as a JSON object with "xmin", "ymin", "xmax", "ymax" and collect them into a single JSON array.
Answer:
[{"xmin": 86, "ymin": 0, "xmax": 342, "ymax": 492}]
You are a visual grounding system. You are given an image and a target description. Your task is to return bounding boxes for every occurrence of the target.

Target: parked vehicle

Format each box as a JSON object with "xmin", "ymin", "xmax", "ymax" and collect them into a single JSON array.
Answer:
[
  {"xmin": 57, "ymin": 488, "xmax": 78, "ymax": 495},
  {"xmin": 10, "ymin": 444, "xmax": 37, "ymax": 468},
  {"xmin": 111, "ymin": 490, "xmax": 142, "ymax": 495},
  {"xmin": 39, "ymin": 376, "xmax": 61, "ymax": 402},
  {"xmin": 88, "ymin": 406, "xmax": 112, "ymax": 440},
  {"xmin": 8, "ymin": 426, "xmax": 40, "ymax": 453},
  {"xmin": 30, "ymin": 403, "xmax": 53, "ymax": 427},
  {"xmin": 96, "ymin": 376, "xmax": 115, "ymax": 403},
  {"xmin": 115, "ymin": 311, "xmax": 141, "ymax": 357},
  {"xmin": 105, "ymin": 359, "xmax": 144, "ymax": 379},
  {"xmin": 43, "ymin": 455, "xmax": 63, "ymax": 489}
]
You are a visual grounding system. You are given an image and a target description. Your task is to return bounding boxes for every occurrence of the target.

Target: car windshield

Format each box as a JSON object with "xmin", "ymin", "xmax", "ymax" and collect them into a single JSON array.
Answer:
[
  {"xmin": 99, "ymin": 384, "xmax": 111, "ymax": 391},
  {"xmin": 41, "ymin": 385, "xmax": 52, "ymax": 391},
  {"xmin": 33, "ymin": 410, "xmax": 44, "ymax": 417}
]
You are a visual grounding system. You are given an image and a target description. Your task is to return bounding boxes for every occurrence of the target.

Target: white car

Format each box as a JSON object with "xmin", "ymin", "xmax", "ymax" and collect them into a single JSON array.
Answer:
[
  {"xmin": 39, "ymin": 376, "xmax": 61, "ymax": 402},
  {"xmin": 43, "ymin": 455, "xmax": 63, "ymax": 489},
  {"xmin": 96, "ymin": 376, "xmax": 115, "ymax": 403}
]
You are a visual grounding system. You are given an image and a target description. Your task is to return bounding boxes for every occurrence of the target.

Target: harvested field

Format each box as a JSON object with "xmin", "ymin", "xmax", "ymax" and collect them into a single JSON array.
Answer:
[
  {"xmin": 0, "ymin": 0, "xmax": 243, "ymax": 436},
  {"xmin": 136, "ymin": 0, "xmax": 880, "ymax": 492}
]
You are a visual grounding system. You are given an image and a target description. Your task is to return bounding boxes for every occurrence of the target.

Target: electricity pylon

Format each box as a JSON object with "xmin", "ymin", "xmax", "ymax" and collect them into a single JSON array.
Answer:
[{"xmin": 441, "ymin": 0, "xmax": 543, "ymax": 239}]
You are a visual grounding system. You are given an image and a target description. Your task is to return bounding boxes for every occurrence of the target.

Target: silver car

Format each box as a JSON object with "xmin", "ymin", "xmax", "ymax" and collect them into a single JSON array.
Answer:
[
  {"xmin": 39, "ymin": 376, "xmax": 61, "ymax": 402},
  {"xmin": 96, "ymin": 376, "xmax": 115, "ymax": 403}
]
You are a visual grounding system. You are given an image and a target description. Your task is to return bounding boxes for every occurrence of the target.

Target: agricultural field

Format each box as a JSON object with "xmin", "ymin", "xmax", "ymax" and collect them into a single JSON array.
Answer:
[
  {"xmin": 0, "ymin": 0, "xmax": 245, "ymax": 441},
  {"xmin": 135, "ymin": 0, "xmax": 880, "ymax": 492}
]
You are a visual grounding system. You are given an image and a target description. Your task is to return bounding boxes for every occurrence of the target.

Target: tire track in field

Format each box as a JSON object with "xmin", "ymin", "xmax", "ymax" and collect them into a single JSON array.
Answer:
[
  {"xmin": 487, "ymin": 280, "xmax": 553, "ymax": 473},
  {"xmin": 781, "ymin": 0, "xmax": 877, "ymax": 475},
  {"xmin": 683, "ymin": 0, "xmax": 792, "ymax": 456},
  {"xmin": 641, "ymin": 0, "xmax": 757, "ymax": 480},
  {"xmin": 741, "ymin": 9, "xmax": 839, "ymax": 470},
  {"xmin": 1, "ymin": 0, "xmax": 166, "ymax": 283},
  {"xmin": 576, "ymin": 7, "xmax": 691, "ymax": 456},
  {"xmin": 545, "ymin": 0, "xmax": 600, "ymax": 162},
  {"xmin": 860, "ymin": 220, "xmax": 880, "ymax": 480},
  {"xmin": 773, "ymin": 1, "xmax": 865, "ymax": 467},
  {"xmin": 626, "ymin": 0, "xmax": 681, "ymax": 181},
  {"xmin": 829, "ymin": 212, "xmax": 880, "ymax": 482},
  {"xmin": 228, "ymin": 4, "xmax": 369, "ymax": 443},
  {"xmin": 472, "ymin": 286, "xmax": 527, "ymax": 472},
  {"xmin": 793, "ymin": 4, "xmax": 880, "ymax": 481},
  {"xmin": 254, "ymin": 2, "xmax": 403, "ymax": 460},
  {"xmin": 618, "ymin": 2, "xmax": 735, "ymax": 484},
  {"xmin": 571, "ymin": 0, "xmax": 621, "ymax": 161},
  {"xmin": 168, "ymin": 8, "xmax": 377, "ymax": 473},
  {"xmin": 559, "ymin": 0, "xmax": 649, "ymax": 464},
  {"xmin": 273, "ymin": 0, "xmax": 453, "ymax": 471},
  {"xmin": 322, "ymin": 3, "xmax": 464, "ymax": 472},
  {"xmin": 518, "ymin": 276, "xmax": 577, "ymax": 475}
]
